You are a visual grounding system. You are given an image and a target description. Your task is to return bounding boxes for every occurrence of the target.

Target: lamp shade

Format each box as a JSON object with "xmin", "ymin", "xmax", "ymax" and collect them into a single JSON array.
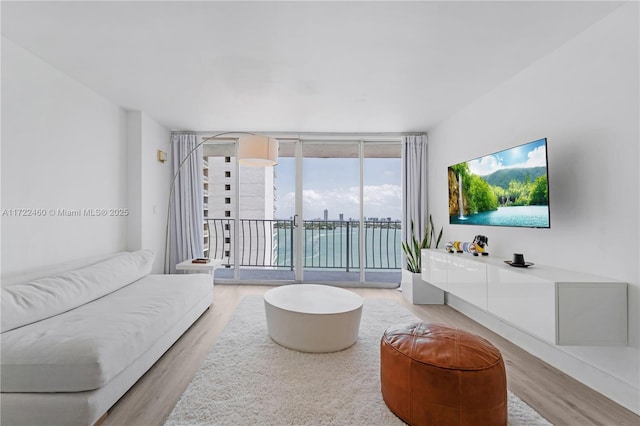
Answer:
[{"xmin": 237, "ymin": 135, "xmax": 279, "ymax": 166}]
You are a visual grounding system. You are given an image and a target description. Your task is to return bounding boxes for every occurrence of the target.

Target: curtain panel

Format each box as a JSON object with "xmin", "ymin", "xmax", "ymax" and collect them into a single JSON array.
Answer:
[
  {"xmin": 167, "ymin": 133, "xmax": 204, "ymax": 273},
  {"xmin": 402, "ymin": 134, "xmax": 428, "ymax": 257}
]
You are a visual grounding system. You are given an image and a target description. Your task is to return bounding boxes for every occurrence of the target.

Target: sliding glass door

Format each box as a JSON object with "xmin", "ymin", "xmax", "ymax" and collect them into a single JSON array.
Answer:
[
  {"xmin": 300, "ymin": 142, "xmax": 361, "ymax": 284},
  {"xmin": 206, "ymin": 137, "xmax": 401, "ymax": 286},
  {"xmin": 362, "ymin": 143, "xmax": 402, "ymax": 284},
  {"xmin": 283, "ymin": 140, "xmax": 401, "ymax": 285}
]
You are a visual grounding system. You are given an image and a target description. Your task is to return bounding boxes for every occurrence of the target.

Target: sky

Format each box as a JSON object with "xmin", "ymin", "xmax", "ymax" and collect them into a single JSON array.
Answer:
[
  {"xmin": 467, "ymin": 138, "xmax": 547, "ymax": 176},
  {"xmin": 274, "ymin": 157, "xmax": 401, "ymax": 220}
]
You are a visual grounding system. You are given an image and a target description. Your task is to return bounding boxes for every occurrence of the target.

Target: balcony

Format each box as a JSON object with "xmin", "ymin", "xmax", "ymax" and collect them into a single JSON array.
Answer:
[{"xmin": 205, "ymin": 218, "xmax": 402, "ymax": 286}]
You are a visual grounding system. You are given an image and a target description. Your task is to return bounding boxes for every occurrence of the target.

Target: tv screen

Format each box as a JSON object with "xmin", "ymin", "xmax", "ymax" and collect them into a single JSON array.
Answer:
[{"xmin": 448, "ymin": 138, "xmax": 550, "ymax": 228}]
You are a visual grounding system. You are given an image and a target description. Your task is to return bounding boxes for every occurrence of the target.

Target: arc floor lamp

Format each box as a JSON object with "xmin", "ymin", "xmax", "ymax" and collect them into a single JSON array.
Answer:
[{"xmin": 163, "ymin": 132, "xmax": 279, "ymax": 273}]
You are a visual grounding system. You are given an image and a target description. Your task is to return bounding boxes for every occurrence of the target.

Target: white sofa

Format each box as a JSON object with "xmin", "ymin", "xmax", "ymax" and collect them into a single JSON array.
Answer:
[{"xmin": 0, "ymin": 250, "xmax": 213, "ymax": 426}]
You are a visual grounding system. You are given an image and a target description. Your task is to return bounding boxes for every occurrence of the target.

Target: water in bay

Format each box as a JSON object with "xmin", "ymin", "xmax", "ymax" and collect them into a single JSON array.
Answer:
[{"xmin": 274, "ymin": 225, "xmax": 402, "ymax": 270}]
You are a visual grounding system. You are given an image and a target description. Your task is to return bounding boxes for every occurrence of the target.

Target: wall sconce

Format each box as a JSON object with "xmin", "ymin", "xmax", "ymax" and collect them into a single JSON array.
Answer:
[{"xmin": 157, "ymin": 150, "xmax": 167, "ymax": 163}]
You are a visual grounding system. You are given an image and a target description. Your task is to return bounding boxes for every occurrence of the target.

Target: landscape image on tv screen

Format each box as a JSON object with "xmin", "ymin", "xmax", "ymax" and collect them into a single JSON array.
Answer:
[{"xmin": 448, "ymin": 138, "xmax": 550, "ymax": 228}]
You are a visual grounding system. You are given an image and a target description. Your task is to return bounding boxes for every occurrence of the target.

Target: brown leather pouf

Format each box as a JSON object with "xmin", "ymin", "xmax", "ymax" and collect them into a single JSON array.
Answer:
[{"xmin": 380, "ymin": 322, "xmax": 507, "ymax": 426}]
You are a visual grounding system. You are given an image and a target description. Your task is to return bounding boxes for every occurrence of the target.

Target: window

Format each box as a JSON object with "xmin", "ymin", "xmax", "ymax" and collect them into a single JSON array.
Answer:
[
  {"xmin": 274, "ymin": 140, "xmax": 401, "ymax": 285},
  {"xmin": 203, "ymin": 136, "xmax": 402, "ymax": 286}
]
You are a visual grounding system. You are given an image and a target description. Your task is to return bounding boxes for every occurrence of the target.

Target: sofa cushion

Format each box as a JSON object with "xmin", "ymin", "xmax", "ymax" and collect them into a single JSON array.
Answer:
[
  {"xmin": 0, "ymin": 273, "xmax": 212, "ymax": 392},
  {"xmin": 1, "ymin": 250, "xmax": 154, "ymax": 333}
]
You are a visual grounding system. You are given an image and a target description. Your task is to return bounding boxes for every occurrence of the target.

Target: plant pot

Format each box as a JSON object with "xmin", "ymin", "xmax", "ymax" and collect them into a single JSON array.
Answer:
[{"xmin": 401, "ymin": 269, "xmax": 444, "ymax": 305}]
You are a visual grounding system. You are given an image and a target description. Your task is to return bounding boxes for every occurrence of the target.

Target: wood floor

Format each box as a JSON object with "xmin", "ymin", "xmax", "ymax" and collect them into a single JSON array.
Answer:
[{"xmin": 102, "ymin": 285, "xmax": 639, "ymax": 426}]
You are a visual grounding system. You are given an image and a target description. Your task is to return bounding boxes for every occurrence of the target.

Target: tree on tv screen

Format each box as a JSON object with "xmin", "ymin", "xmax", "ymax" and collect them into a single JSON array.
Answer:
[
  {"xmin": 452, "ymin": 163, "xmax": 548, "ymax": 215},
  {"xmin": 529, "ymin": 175, "xmax": 549, "ymax": 205}
]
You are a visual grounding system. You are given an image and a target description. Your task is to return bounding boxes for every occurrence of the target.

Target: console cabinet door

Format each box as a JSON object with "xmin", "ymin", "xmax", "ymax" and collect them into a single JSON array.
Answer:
[
  {"xmin": 422, "ymin": 250, "xmax": 448, "ymax": 291},
  {"xmin": 447, "ymin": 256, "xmax": 487, "ymax": 310},
  {"xmin": 488, "ymin": 267, "xmax": 556, "ymax": 344},
  {"xmin": 556, "ymin": 283, "xmax": 628, "ymax": 345}
]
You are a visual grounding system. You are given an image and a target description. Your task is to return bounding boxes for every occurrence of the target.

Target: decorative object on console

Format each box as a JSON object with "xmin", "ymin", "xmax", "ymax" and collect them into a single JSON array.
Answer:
[
  {"xmin": 445, "ymin": 234, "xmax": 489, "ymax": 256},
  {"xmin": 504, "ymin": 253, "xmax": 533, "ymax": 267}
]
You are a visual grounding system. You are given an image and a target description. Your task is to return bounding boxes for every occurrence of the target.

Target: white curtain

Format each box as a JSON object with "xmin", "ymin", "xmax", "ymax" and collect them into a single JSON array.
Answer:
[
  {"xmin": 167, "ymin": 133, "xmax": 204, "ymax": 273},
  {"xmin": 402, "ymin": 134, "xmax": 428, "ymax": 250}
]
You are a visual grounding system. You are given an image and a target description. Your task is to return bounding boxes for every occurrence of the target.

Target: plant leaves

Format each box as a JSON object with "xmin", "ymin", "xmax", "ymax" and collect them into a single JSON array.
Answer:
[{"xmin": 402, "ymin": 216, "xmax": 443, "ymax": 271}]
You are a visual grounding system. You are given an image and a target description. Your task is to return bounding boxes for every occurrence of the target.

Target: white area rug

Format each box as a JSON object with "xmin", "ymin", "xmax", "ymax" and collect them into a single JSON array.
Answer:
[{"xmin": 166, "ymin": 296, "xmax": 552, "ymax": 425}]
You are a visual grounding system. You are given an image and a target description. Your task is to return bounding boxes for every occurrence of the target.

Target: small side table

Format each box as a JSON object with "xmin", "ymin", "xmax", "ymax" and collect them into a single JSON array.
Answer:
[{"xmin": 175, "ymin": 258, "xmax": 223, "ymax": 278}]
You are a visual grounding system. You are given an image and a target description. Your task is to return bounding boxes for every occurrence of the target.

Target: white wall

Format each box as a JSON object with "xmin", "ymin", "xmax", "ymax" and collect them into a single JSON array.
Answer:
[
  {"xmin": 1, "ymin": 37, "xmax": 128, "ymax": 273},
  {"xmin": 1, "ymin": 38, "xmax": 171, "ymax": 275},
  {"xmin": 126, "ymin": 111, "xmax": 143, "ymax": 254},
  {"xmin": 427, "ymin": 3, "xmax": 639, "ymax": 413},
  {"xmin": 126, "ymin": 111, "xmax": 171, "ymax": 273}
]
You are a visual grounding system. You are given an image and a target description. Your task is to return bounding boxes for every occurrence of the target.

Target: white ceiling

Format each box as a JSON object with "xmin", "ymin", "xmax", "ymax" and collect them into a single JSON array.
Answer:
[{"xmin": 1, "ymin": 1, "xmax": 623, "ymax": 133}]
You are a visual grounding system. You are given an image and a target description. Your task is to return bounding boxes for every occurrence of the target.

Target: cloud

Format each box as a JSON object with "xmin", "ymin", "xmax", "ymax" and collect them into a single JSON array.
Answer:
[
  {"xmin": 468, "ymin": 155, "xmax": 503, "ymax": 176},
  {"xmin": 524, "ymin": 146, "xmax": 547, "ymax": 168},
  {"xmin": 276, "ymin": 184, "xmax": 401, "ymax": 219},
  {"xmin": 302, "ymin": 188, "xmax": 359, "ymax": 218},
  {"xmin": 363, "ymin": 184, "xmax": 401, "ymax": 206},
  {"xmin": 302, "ymin": 189, "xmax": 324, "ymax": 202},
  {"xmin": 467, "ymin": 145, "xmax": 546, "ymax": 176}
]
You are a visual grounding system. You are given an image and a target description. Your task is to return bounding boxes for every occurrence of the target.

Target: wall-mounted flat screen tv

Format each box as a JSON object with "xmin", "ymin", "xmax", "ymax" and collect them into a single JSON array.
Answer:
[{"xmin": 448, "ymin": 138, "xmax": 550, "ymax": 228}]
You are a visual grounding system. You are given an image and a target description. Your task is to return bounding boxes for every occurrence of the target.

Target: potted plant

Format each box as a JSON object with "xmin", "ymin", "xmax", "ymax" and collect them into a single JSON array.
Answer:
[{"xmin": 401, "ymin": 215, "xmax": 444, "ymax": 304}]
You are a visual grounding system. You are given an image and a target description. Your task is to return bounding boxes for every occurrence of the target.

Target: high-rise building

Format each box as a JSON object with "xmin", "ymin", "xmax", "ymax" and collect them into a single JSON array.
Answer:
[
  {"xmin": 207, "ymin": 156, "xmax": 274, "ymax": 220},
  {"xmin": 339, "ymin": 213, "xmax": 344, "ymax": 221},
  {"xmin": 206, "ymin": 156, "xmax": 275, "ymax": 265},
  {"xmin": 323, "ymin": 208, "xmax": 328, "ymax": 221}
]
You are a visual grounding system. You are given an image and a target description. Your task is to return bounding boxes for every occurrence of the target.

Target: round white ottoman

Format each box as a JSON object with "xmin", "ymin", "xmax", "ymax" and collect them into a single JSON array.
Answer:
[{"xmin": 264, "ymin": 284, "xmax": 364, "ymax": 353}]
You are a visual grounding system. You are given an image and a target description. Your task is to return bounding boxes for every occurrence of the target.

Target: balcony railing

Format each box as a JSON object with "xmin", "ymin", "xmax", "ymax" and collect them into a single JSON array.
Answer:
[{"xmin": 206, "ymin": 218, "xmax": 401, "ymax": 270}]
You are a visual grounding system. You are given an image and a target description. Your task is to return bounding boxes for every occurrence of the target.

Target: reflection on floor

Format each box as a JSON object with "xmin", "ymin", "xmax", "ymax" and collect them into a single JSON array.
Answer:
[{"xmin": 213, "ymin": 267, "xmax": 400, "ymax": 289}]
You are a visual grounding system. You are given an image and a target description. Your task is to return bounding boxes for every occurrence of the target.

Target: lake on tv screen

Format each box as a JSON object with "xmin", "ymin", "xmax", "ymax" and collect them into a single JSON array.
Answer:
[{"xmin": 450, "ymin": 206, "xmax": 549, "ymax": 228}]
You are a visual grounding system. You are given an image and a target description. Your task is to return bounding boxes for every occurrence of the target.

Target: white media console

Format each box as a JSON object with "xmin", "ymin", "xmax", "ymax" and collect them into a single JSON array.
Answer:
[{"xmin": 421, "ymin": 249, "xmax": 627, "ymax": 346}]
